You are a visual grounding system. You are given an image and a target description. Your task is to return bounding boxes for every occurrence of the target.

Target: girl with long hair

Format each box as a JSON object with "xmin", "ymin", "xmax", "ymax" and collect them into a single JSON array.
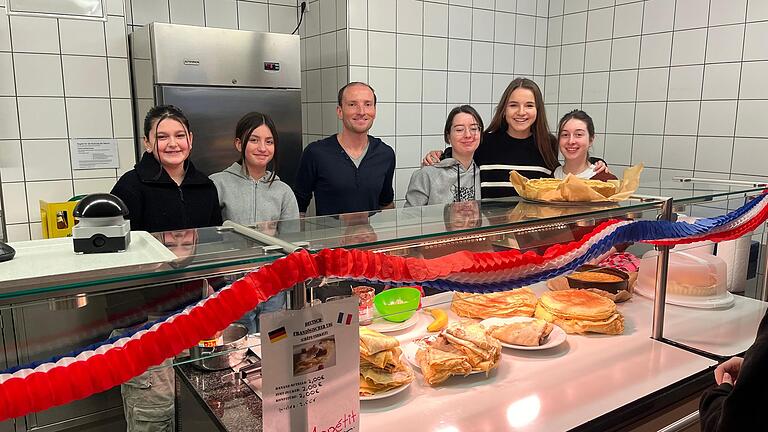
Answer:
[{"xmin": 424, "ymin": 78, "xmax": 606, "ymax": 198}]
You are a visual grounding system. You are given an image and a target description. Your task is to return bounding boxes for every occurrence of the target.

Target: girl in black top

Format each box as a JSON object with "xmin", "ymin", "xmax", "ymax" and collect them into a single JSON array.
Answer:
[
  {"xmin": 424, "ymin": 78, "xmax": 606, "ymax": 198},
  {"xmin": 111, "ymin": 105, "xmax": 222, "ymax": 232}
]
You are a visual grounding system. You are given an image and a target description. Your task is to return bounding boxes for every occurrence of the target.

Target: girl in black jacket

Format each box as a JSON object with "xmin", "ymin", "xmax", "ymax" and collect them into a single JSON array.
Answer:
[{"xmin": 111, "ymin": 105, "xmax": 222, "ymax": 232}]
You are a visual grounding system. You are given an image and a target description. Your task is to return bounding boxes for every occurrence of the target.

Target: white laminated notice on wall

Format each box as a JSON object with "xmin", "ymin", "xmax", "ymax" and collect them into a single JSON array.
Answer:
[
  {"xmin": 70, "ymin": 139, "xmax": 119, "ymax": 170},
  {"xmin": 261, "ymin": 297, "xmax": 360, "ymax": 432}
]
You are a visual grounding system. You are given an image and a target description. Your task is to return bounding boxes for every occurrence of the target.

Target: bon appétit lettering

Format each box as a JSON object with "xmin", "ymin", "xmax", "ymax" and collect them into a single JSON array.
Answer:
[{"xmin": 311, "ymin": 409, "xmax": 358, "ymax": 432}]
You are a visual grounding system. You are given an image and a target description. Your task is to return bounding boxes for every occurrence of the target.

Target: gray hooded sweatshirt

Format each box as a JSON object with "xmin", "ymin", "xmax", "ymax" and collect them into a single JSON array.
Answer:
[
  {"xmin": 209, "ymin": 162, "xmax": 299, "ymax": 225},
  {"xmin": 404, "ymin": 158, "xmax": 481, "ymax": 207}
]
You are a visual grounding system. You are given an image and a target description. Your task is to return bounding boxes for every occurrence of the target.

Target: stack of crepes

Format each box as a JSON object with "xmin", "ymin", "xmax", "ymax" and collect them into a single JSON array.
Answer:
[
  {"xmin": 534, "ymin": 289, "xmax": 624, "ymax": 335},
  {"xmin": 359, "ymin": 327, "xmax": 414, "ymax": 396},
  {"xmin": 451, "ymin": 288, "xmax": 538, "ymax": 319},
  {"xmin": 415, "ymin": 321, "xmax": 501, "ymax": 385}
]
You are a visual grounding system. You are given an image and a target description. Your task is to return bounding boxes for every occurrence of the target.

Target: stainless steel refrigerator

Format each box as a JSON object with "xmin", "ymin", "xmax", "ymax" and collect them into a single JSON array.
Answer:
[{"xmin": 129, "ymin": 23, "xmax": 302, "ymax": 185}]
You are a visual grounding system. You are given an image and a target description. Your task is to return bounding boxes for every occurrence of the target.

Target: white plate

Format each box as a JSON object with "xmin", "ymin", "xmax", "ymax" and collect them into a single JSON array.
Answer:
[
  {"xmin": 360, "ymin": 381, "xmax": 411, "ymax": 401},
  {"xmin": 401, "ymin": 339, "xmax": 485, "ymax": 375},
  {"xmin": 366, "ymin": 311, "xmax": 420, "ymax": 333},
  {"xmin": 634, "ymin": 282, "xmax": 735, "ymax": 309},
  {"xmin": 480, "ymin": 317, "xmax": 567, "ymax": 351}
]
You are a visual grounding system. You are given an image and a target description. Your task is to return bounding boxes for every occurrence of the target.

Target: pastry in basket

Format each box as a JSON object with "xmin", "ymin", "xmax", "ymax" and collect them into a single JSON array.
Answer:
[
  {"xmin": 487, "ymin": 318, "xmax": 554, "ymax": 347},
  {"xmin": 415, "ymin": 321, "xmax": 501, "ymax": 385},
  {"xmin": 534, "ymin": 289, "xmax": 624, "ymax": 335},
  {"xmin": 450, "ymin": 288, "xmax": 537, "ymax": 319},
  {"xmin": 510, "ymin": 165, "xmax": 643, "ymax": 202},
  {"xmin": 525, "ymin": 177, "xmax": 562, "ymax": 193},
  {"xmin": 581, "ymin": 179, "xmax": 617, "ymax": 198},
  {"xmin": 526, "ymin": 177, "xmax": 617, "ymax": 198},
  {"xmin": 359, "ymin": 328, "xmax": 414, "ymax": 396}
]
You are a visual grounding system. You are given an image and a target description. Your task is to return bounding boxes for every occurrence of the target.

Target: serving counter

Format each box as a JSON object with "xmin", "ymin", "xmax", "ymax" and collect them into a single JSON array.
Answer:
[{"xmin": 1, "ymin": 180, "xmax": 766, "ymax": 432}]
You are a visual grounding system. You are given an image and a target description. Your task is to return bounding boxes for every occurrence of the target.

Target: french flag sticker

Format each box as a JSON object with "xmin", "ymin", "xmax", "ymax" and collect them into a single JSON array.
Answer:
[{"xmin": 337, "ymin": 312, "xmax": 353, "ymax": 325}]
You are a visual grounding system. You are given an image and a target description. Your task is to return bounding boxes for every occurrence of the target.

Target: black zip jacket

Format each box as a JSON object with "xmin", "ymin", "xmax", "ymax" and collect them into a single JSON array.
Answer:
[
  {"xmin": 111, "ymin": 152, "xmax": 223, "ymax": 232},
  {"xmin": 699, "ymin": 310, "xmax": 768, "ymax": 431}
]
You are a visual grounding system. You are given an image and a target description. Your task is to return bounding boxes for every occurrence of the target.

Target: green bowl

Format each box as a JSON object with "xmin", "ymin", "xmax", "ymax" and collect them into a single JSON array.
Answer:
[{"xmin": 374, "ymin": 287, "xmax": 421, "ymax": 322}]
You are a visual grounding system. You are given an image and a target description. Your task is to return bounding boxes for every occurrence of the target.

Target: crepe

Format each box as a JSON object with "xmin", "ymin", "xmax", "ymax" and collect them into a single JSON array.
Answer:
[
  {"xmin": 415, "ymin": 321, "xmax": 501, "ymax": 385},
  {"xmin": 359, "ymin": 327, "xmax": 402, "ymax": 370},
  {"xmin": 534, "ymin": 290, "xmax": 624, "ymax": 335},
  {"xmin": 451, "ymin": 288, "xmax": 537, "ymax": 319},
  {"xmin": 509, "ymin": 164, "xmax": 643, "ymax": 202},
  {"xmin": 358, "ymin": 328, "xmax": 414, "ymax": 396},
  {"xmin": 359, "ymin": 362, "xmax": 415, "ymax": 396},
  {"xmin": 361, "ymin": 347, "xmax": 402, "ymax": 371},
  {"xmin": 415, "ymin": 344, "xmax": 473, "ymax": 385},
  {"xmin": 489, "ymin": 319, "xmax": 553, "ymax": 347},
  {"xmin": 359, "ymin": 327, "xmax": 399, "ymax": 357},
  {"xmin": 443, "ymin": 322, "xmax": 501, "ymax": 372}
]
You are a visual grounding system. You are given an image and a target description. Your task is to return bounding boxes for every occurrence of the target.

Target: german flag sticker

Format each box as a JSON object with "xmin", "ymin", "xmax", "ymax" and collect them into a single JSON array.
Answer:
[{"xmin": 268, "ymin": 326, "xmax": 287, "ymax": 343}]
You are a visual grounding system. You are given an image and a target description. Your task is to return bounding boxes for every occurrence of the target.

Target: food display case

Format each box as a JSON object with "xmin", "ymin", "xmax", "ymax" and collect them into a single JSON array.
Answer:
[{"xmin": 1, "ymin": 180, "xmax": 767, "ymax": 432}]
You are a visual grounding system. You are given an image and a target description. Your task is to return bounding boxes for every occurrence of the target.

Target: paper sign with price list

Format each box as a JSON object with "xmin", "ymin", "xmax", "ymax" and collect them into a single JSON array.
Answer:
[{"xmin": 261, "ymin": 297, "xmax": 360, "ymax": 432}]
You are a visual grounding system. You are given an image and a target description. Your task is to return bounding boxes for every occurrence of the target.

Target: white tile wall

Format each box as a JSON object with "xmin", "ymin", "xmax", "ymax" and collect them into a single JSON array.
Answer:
[
  {"xmin": 1, "ymin": 0, "xmax": 302, "ymax": 240},
  {"xmin": 0, "ymin": 140, "xmax": 23, "ymax": 182},
  {"xmin": 60, "ymin": 19, "xmax": 107, "ymax": 56},
  {"xmin": 547, "ymin": 0, "xmax": 768, "ymax": 186},
  {"xmin": 238, "ymin": 2, "xmax": 269, "ymax": 32},
  {"xmin": 18, "ymin": 97, "xmax": 68, "ymax": 139},
  {"xmin": 639, "ymin": 33, "xmax": 672, "ymax": 68},
  {"xmin": 642, "ymin": 0, "xmax": 674, "ymax": 34},
  {"xmin": 6, "ymin": 0, "xmax": 768, "ymax": 237},
  {"xmin": 344, "ymin": 0, "xmax": 545, "ymax": 202},
  {"xmin": 169, "ymin": 0, "xmax": 205, "ymax": 26},
  {"xmin": 22, "ymin": 140, "xmax": 72, "ymax": 181},
  {"xmin": 13, "ymin": 53, "xmax": 64, "ymax": 96},
  {"xmin": 63, "ymin": 56, "xmax": 110, "ymax": 97},
  {"xmin": 9, "ymin": 16, "xmax": 60, "ymax": 53},
  {"xmin": 710, "ymin": 0, "xmax": 747, "ymax": 27},
  {"xmin": 705, "ymin": 25, "xmax": 744, "ymax": 64}
]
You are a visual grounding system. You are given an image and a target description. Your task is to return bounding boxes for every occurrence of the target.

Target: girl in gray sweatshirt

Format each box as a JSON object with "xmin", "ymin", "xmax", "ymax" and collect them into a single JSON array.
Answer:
[
  {"xmin": 405, "ymin": 105, "xmax": 483, "ymax": 207},
  {"xmin": 209, "ymin": 112, "xmax": 299, "ymax": 331}
]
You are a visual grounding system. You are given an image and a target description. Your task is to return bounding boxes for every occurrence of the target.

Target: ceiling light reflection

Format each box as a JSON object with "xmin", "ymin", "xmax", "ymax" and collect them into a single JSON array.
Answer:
[{"xmin": 506, "ymin": 395, "xmax": 541, "ymax": 428}]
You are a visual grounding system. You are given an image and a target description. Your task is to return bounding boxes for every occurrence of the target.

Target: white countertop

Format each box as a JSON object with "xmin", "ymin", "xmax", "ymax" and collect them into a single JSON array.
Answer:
[
  {"xmin": 360, "ymin": 284, "xmax": 719, "ymax": 432},
  {"xmin": 649, "ymin": 294, "xmax": 767, "ymax": 357}
]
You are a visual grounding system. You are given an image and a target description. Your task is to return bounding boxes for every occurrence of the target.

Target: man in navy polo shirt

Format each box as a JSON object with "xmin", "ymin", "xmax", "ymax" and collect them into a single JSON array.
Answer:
[{"xmin": 294, "ymin": 82, "xmax": 395, "ymax": 216}]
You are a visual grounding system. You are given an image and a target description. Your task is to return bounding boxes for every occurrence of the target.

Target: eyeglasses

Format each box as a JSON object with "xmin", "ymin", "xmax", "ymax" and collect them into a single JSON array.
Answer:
[{"xmin": 451, "ymin": 125, "xmax": 481, "ymax": 135}]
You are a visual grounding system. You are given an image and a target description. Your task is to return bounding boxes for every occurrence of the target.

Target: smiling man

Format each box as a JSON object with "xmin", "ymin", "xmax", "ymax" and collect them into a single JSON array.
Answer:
[{"xmin": 294, "ymin": 82, "xmax": 395, "ymax": 216}]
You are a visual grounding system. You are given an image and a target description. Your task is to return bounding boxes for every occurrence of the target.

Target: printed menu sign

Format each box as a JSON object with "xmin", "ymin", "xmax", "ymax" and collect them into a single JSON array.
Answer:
[{"xmin": 261, "ymin": 297, "xmax": 360, "ymax": 432}]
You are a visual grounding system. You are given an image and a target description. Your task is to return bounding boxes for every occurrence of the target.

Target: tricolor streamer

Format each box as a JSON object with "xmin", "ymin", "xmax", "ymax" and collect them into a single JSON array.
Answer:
[{"xmin": 2, "ymin": 192, "xmax": 767, "ymax": 420}]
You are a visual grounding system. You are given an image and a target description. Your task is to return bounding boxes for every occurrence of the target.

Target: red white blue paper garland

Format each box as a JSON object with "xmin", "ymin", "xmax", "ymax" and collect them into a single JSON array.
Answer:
[{"xmin": 1, "ymin": 191, "xmax": 767, "ymax": 420}]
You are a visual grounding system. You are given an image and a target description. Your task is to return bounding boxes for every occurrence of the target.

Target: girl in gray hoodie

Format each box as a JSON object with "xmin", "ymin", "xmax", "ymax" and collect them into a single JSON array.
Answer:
[
  {"xmin": 405, "ymin": 105, "xmax": 483, "ymax": 207},
  {"xmin": 210, "ymin": 112, "xmax": 299, "ymax": 331}
]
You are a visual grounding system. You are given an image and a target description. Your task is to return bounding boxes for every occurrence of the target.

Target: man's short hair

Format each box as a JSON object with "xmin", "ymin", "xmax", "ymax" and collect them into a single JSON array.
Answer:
[{"xmin": 337, "ymin": 82, "xmax": 377, "ymax": 107}]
